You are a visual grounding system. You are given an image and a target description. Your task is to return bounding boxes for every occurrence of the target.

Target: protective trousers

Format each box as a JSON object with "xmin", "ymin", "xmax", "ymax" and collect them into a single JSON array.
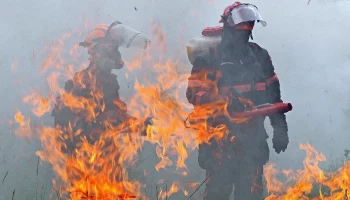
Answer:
[
  {"xmin": 199, "ymin": 119, "xmax": 269, "ymax": 200},
  {"xmin": 203, "ymin": 163, "xmax": 264, "ymax": 200}
]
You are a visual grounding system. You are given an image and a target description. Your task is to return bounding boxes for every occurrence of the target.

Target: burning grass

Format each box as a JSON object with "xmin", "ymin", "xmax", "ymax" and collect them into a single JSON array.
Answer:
[
  {"xmin": 10, "ymin": 22, "xmax": 350, "ymax": 200},
  {"xmin": 264, "ymin": 144, "xmax": 350, "ymax": 200}
]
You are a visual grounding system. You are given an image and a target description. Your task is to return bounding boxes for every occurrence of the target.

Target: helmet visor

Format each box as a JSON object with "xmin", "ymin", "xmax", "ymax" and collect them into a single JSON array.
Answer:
[
  {"xmin": 227, "ymin": 4, "xmax": 267, "ymax": 27},
  {"xmin": 109, "ymin": 24, "xmax": 150, "ymax": 49}
]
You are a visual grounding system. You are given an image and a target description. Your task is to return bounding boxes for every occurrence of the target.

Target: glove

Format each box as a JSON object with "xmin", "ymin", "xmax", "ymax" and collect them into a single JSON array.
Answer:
[{"xmin": 272, "ymin": 126, "xmax": 289, "ymax": 154}]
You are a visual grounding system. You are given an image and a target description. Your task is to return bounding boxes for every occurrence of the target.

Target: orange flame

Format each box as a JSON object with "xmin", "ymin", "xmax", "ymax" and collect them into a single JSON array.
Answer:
[
  {"xmin": 14, "ymin": 111, "xmax": 31, "ymax": 137},
  {"xmin": 11, "ymin": 21, "xmax": 264, "ymax": 199},
  {"xmin": 265, "ymin": 143, "xmax": 350, "ymax": 200},
  {"xmin": 12, "ymin": 20, "xmax": 350, "ymax": 200}
]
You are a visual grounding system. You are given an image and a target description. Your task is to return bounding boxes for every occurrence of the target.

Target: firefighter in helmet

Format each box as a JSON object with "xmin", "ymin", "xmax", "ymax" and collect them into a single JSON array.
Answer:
[
  {"xmin": 186, "ymin": 2, "xmax": 289, "ymax": 199},
  {"xmin": 51, "ymin": 21, "xmax": 151, "ymax": 185}
]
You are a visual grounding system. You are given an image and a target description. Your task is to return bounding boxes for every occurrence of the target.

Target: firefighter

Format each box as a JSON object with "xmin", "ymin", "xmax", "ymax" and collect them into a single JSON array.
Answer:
[
  {"xmin": 186, "ymin": 2, "xmax": 289, "ymax": 199},
  {"xmin": 51, "ymin": 21, "xmax": 151, "ymax": 184}
]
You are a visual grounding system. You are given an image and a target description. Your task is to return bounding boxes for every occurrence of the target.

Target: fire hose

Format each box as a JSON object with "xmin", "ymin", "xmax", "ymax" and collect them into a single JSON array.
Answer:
[
  {"xmin": 231, "ymin": 102, "xmax": 292, "ymax": 118},
  {"xmin": 184, "ymin": 102, "xmax": 293, "ymax": 128}
]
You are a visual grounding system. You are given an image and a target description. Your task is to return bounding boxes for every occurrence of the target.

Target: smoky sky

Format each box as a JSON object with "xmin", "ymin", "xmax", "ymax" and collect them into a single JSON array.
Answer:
[{"xmin": 1, "ymin": 0, "xmax": 350, "ymax": 199}]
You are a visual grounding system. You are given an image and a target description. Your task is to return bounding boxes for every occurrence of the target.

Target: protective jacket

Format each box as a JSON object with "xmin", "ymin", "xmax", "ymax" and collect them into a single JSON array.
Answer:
[{"xmin": 186, "ymin": 26, "xmax": 288, "ymax": 142}]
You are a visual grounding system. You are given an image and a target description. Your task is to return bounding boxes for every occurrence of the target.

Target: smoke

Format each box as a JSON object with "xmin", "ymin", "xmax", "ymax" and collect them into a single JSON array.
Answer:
[{"xmin": 1, "ymin": 0, "xmax": 350, "ymax": 199}]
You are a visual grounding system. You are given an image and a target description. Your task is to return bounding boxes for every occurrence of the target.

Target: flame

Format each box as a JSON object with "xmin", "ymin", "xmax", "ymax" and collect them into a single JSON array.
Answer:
[
  {"xmin": 265, "ymin": 143, "xmax": 350, "ymax": 200},
  {"xmin": 10, "ymin": 21, "xmax": 264, "ymax": 199},
  {"xmin": 13, "ymin": 111, "xmax": 31, "ymax": 138},
  {"xmin": 11, "ymin": 19, "xmax": 350, "ymax": 200},
  {"xmin": 12, "ymin": 22, "xmax": 207, "ymax": 199},
  {"xmin": 22, "ymin": 91, "xmax": 52, "ymax": 117}
]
